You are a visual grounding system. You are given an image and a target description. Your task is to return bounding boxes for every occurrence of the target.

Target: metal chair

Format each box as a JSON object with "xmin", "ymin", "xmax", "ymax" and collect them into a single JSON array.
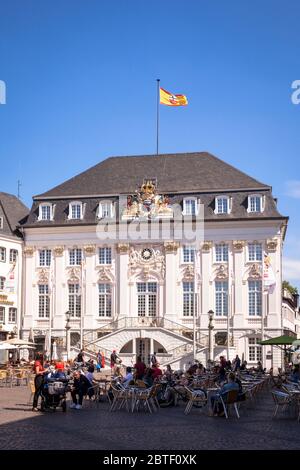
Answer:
[{"xmin": 215, "ymin": 389, "xmax": 240, "ymax": 419}]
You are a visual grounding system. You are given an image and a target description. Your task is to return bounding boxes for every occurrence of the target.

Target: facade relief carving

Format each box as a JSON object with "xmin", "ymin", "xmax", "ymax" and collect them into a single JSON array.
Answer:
[
  {"xmin": 202, "ymin": 241, "xmax": 212, "ymax": 252},
  {"xmin": 97, "ymin": 266, "xmax": 114, "ymax": 283},
  {"xmin": 122, "ymin": 179, "xmax": 173, "ymax": 220},
  {"xmin": 117, "ymin": 243, "xmax": 130, "ymax": 254},
  {"xmin": 66, "ymin": 267, "xmax": 81, "ymax": 284},
  {"xmin": 128, "ymin": 245, "xmax": 165, "ymax": 281},
  {"xmin": 164, "ymin": 241, "xmax": 179, "ymax": 254},
  {"xmin": 233, "ymin": 240, "xmax": 245, "ymax": 251},
  {"xmin": 24, "ymin": 246, "xmax": 35, "ymax": 256},
  {"xmin": 242, "ymin": 263, "xmax": 262, "ymax": 284},
  {"xmin": 53, "ymin": 246, "xmax": 64, "ymax": 256},
  {"xmin": 266, "ymin": 239, "xmax": 278, "ymax": 251},
  {"xmin": 84, "ymin": 244, "xmax": 96, "ymax": 256}
]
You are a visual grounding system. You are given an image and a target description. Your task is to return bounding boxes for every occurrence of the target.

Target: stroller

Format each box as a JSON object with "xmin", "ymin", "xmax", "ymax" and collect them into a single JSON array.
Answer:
[{"xmin": 40, "ymin": 377, "xmax": 70, "ymax": 412}]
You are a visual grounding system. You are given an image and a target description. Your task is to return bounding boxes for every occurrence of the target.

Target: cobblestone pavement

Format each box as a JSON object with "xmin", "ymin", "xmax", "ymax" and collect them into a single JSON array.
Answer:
[{"xmin": 0, "ymin": 385, "xmax": 299, "ymax": 450}]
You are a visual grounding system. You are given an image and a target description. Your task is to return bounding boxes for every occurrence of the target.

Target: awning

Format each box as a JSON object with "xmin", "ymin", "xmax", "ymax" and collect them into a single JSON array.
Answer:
[{"xmin": 259, "ymin": 335, "xmax": 297, "ymax": 346}]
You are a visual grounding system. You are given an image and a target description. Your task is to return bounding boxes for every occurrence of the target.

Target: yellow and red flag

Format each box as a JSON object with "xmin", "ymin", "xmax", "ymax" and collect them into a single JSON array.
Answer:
[{"xmin": 159, "ymin": 87, "xmax": 188, "ymax": 106}]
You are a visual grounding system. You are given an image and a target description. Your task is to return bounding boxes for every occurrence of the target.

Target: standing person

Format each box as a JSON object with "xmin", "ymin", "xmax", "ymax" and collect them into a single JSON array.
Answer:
[
  {"xmin": 76, "ymin": 349, "xmax": 85, "ymax": 364},
  {"xmin": 233, "ymin": 355, "xmax": 241, "ymax": 371},
  {"xmin": 150, "ymin": 351, "xmax": 158, "ymax": 367},
  {"xmin": 96, "ymin": 350, "xmax": 102, "ymax": 371},
  {"xmin": 101, "ymin": 351, "xmax": 105, "ymax": 369},
  {"xmin": 110, "ymin": 350, "xmax": 121, "ymax": 373},
  {"xmin": 32, "ymin": 353, "xmax": 45, "ymax": 411},
  {"xmin": 134, "ymin": 355, "xmax": 146, "ymax": 380}
]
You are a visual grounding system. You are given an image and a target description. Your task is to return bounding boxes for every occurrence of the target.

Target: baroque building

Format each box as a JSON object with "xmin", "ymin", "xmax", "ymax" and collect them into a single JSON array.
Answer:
[
  {"xmin": 0, "ymin": 192, "xmax": 28, "ymax": 354},
  {"xmin": 21, "ymin": 152, "xmax": 288, "ymax": 369}
]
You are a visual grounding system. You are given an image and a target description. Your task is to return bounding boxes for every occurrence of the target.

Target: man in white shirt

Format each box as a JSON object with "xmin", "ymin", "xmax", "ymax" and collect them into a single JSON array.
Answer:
[{"xmin": 122, "ymin": 366, "xmax": 133, "ymax": 387}]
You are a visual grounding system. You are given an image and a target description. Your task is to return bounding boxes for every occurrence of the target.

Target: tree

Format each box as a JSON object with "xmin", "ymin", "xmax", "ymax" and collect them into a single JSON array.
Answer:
[{"xmin": 282, "ymin": 280, "xmax": 298, "ymax": 295}]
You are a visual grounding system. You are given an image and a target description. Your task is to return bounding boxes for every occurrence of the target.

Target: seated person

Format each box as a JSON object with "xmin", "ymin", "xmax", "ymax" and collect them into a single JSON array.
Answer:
[
  {"xmin": 121, "ymin": 366, "xmax": 134, "ymax": 387},
  {"xmin": 85, "ymin": 365, "xmax": 95, "ymax": 386},
  {"xmin": 211, "ymin": 372, "xmax": 239, "ymax": 416},
  {"xmin": 291, "ymin": 364, "xmax": 300, "ymax": 383},
  {"xmin": 143, "ymin": 368, "xmax": 154, "ymax": 387},
  {"xmin": 151, "ymin": 363, "xmax": 163, "ymax": 382},
  {"xmin": 70, "ymin": 370, "xmax": 91, "ymax": 409}
]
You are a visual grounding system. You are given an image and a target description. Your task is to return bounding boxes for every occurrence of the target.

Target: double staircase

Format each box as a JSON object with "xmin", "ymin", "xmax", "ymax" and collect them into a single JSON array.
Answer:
[{"xmin": 74, "ymin": 317, "xmax": 209, "ymax": 368}]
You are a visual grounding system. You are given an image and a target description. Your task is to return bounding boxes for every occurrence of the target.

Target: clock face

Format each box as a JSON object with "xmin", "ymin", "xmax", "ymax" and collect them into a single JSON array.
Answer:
[{"xmin": 141, "ymin": 248, "xmax": 153, "ymax": 261}]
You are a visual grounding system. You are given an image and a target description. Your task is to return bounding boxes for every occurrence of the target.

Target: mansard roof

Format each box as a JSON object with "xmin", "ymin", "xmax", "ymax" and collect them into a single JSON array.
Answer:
[
  {"xmin": 23, "ymin": 152, "xmax": 286, "ymax": 227},
  {"xmin": 0, "ymin": 192, "xmax": 29, "ymax": 238},
  {"xmin": 35, "ymin": 152, "xmax": 269, "ymax": 199}
]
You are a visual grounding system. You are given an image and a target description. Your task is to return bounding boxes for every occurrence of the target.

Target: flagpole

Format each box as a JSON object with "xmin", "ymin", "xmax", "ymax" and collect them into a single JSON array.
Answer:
[
  {"xmin": 156, "ymin": 78, "xmax": 160, "ymax": 155},
  {"xmin": 261, "ymin": 251, "xmax": 265, "ymax": 368}
]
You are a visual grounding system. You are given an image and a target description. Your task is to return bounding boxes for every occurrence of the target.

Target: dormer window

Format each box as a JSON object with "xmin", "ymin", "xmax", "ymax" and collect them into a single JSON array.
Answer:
[
  {"xmin": 0, "ymin": 217, "xmax": 3, "ymax": 229},
  {"xmin": 248, "ymin": 194, "xmax": 264, "ymax": 213},
  {"xmin": 215, "ymin": 196, "xmax": 231, "ymax": 214},
  {"xmin": 69, "ymin": 202, "xmax": 83, "ymax": 220},
  {"xmin": 39, "ymin": 203, "xmax": 53, "ymax": 221},
  {"xmin": 183, "ymin": 198, "xmax": 198, "ymax": 216},
  {"xmin": 98, "ymin": 201, "xmax": 113, "ymax": 219}
]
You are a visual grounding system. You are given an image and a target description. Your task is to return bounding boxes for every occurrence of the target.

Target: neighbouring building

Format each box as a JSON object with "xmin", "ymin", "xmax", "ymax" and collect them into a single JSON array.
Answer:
[
  {"xmin": 282, "ymin": 288, "xmax": 300, "ymax": 337},
  {"xmin": 21, "ymin": 152, "xmax": 289, "ymax": 369},
  {"xmin": 0, "ymin": 192, "xmax": 28, "ymax": 360}
]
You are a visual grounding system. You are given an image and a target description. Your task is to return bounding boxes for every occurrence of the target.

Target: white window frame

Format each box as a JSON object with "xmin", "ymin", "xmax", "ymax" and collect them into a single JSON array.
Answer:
[
  {"xmin": 0, "ymin": 247, "xmax": 6, "ymax": 262},
  {"xmin": 0, "ymin": 306, "xmax": 5, "ymax": 323},
  {"xmin": 182, "ymin": 246, "xmax": 195, "ymax": 263},
  {"xmin": 0, "ymin": 217, "xmax": 3, "ymax": 229},
  {"xmin": 69, "ymin": 248, "xmax": 83, "ymax": 266},
  {"xmin": 247, "ymin": 194, "xmax": 264, "ymax": 213},
  {"xmin": 248, "ymin": 280, "xmax": 262, "ymax": 316},
  {"xmin": 8, "ymin": 307, "xmax": 17, "ymax": 323},
  {"xmin": 137, "ymin": 282, "xmax": 157, "ymax": 317},
  {"xmin": 68, "ymin": 201, "xmax": 83, "ymax": 220},
  {"xmin": 183, "ymin": 198, "xmax": 198, "ymax": 216},
  {"xmin": 9, "ymin": 249, "xmax": 18, "ymax": 264},
  {"xmin": 38, "ymin": 203, "xmax": 53, "ymax": 221},
  {"xmin": 98, "ymin": 201, "xmax": 114, "ymax": 219},
  {"xmin": 98, "ymin": 283, "xmax": 112, "ymax": 317},
  {"xmin": 248, "ymin": 337, "xmax": 262, "ymax": 362},
  {"xmin": 68, "ymin": 283, "xmax": 81, "ymax": 317},
  {"xmin": 214, "ymin": 196, "xmax": 231, "ymax": 214},
  {"xmin": 38, "ymin": 285, "xmax": 50, "ymax": 318},
  {"xmin": 0, "ymin": 276, "xmax": 5, "ymax": 291},
  {"xmin": 98, "ymin": 247, "xmax": 112, "ymax": 265},
  {"xmin": 247, "ymin": 243, "xmax": 263, "ymax": 262},
  {"xmin": 215, "ymin": 281, "xmax": 228, "ymax": 316},
  {"xmin": 39, "ymin": 249, "xmax": 51, "ymax": 267},
  {"xmin": 183, "ymin": 281, "xmax": 195, "ymax": 317},
  {"xmin": 215, "ymin": 243, "xmax": 229, "ymax": 263}
]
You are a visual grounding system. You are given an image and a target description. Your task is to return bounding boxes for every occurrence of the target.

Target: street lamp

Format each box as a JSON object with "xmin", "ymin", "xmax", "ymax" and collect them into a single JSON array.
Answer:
[
  {"xmin": 65, "ymin": 311, "xmax": 71, "ymax": 361},
  {"xmin": 208, "ymin": 310, "xmax": 214, "ymax": 367}
]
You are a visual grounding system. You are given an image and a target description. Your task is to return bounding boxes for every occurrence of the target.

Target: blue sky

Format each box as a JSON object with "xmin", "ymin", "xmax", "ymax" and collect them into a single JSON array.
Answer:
[{"xmin": 0, "ymin": 0, "xmax": 299, "ymax": 289}]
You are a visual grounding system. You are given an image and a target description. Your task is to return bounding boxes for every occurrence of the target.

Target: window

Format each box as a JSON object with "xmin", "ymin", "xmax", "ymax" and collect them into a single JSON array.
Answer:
[
  {"xmin": 8, "ymin": 307, "xmax": 17, "ymax": 323},
  {"xmin": 182, "ymin": 246, "xmax": 195, "ymax": 263},
  {"xmin": 0, "ymin": 307, "xmax": 4, "ymax": 323},
  {"xmin": 215, "ymin": 281, "xmax": 228, "ymax": 316},
  {"xmin": 9, "ymin": 249, "xmax": 18, "ymax": 263},
  {"xmin": 69, "ymin": 248, "xmax": 82, "ymax": 266},
  {"xmin": 98, "ymin": 284, "xmax": 112, "ymax": 317},
  {"xmin": 249, "ymin": 280, "xmax": 262, "ymax": 316},
  {"xmin": 39, "ymin": 204, "xmax": 52, "ymax": 221},
  {"xmin": 99, "ymin": 201, "xmax": 113, "ymax": 219},
  {"xmin": 68, "ymin": 284, "xmax": 81, "ymax": 317},
  {"xmin": 69, "ymin": 202, "xmax": 83, "ymax": 220},
  {"xmin": 99, "ymin": 247, "xmax": 112, "ymax": 265},
  {"xmin": 39, "ymin": 249, "xmax": 51, "ymax": 267},
  {"xmin": 215, "ymin": 244, "xmax": 228, "ymax": 262},
  {"xmin": 183, "ymin": 281, "xmax": 195, "ymax": 316},
  {"xmin": 183, "ymin": 198, "xmax": 197, "ymax": 216},
  {"xmin": 248, "ymin": 337, "xmax": 262, "ymax": 362},
  {"xmin": 137, "ymin": 282, "xmax": 157, "ymax": 317},
  {"xmin": 0, "ymin": 217, "xmax": 3, "ymax": 229},
  {"xmin": 215, "ymin": 196, "xmax": 230, "ymax": 214},
  {"xmin": 38, "ymin": 285, "xmax": 50, "ymax": 318},
  {"xmin": 0, "ymin": 276, "xmax": 5, "ymax": 290},
  {"xmin": 248, "ymin": 243, "xmax": 262, "ymax": 262},
  {"xmin": 248, "ymin": 195, "xmax": 263, "ymax": 213},
  {"xmin": 0, "ymin": 247, "xmax": 6, "ymax": 262}
]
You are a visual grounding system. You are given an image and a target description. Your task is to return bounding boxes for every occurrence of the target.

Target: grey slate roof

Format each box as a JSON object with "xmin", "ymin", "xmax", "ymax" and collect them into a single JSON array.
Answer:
[
  {"xmin": 0, "ymin": 192, "xmax": 29, "ymax": 238},
  {"xmin": 23, "ymin": 152, "xmax": 286, "ymax": 227},
  {"xmin": 35, "ymin": 152, "xmax": 269, "ymax": 198}
]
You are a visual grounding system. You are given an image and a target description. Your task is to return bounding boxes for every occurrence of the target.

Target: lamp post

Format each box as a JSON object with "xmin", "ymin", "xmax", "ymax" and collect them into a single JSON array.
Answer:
[
  {"xmin": 65, "ymin": 311, "xmax": 71, "ymax": 361},
  {"xmin": 208, "ymin": 310, "xmax": 214, "ymax": 366}
]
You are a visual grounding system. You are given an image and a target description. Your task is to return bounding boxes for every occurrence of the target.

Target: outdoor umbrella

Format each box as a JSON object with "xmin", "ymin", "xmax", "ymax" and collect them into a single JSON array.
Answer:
[
  {"xmin": 6, "ymin": 338, "xmax": 35, "ymax": 346},
  {"xmin": 52, "ymin": 341, "xmax": 58, "ymax": 360},
  {"xmin": 0, "ymin": 342, "xmax": 18, "ymax": 350},
  {"xmin": 259, "ymin": 335, "xmax": 296, "ymax": 347}
]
